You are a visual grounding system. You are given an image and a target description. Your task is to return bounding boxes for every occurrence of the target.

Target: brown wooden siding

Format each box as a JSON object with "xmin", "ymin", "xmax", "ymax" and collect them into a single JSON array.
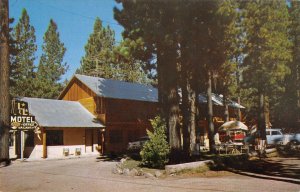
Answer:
[
  {"xmin": 59, "ymin": 77, "xmax": 159, "ymax": 153},
  {"xmin": 105, "ymin": 122, "xmax": 150, "ymax": 153},
  {"xmin": 78, "ymin": 97, "xmax": 96, "ymax": 115},
  {"xmin": 105, "ymin": 98, "xmax": 158, "ymax": 123},
  {"xmin": 62, "ymin": 79, "xmax": 95, "ymax": 101}
]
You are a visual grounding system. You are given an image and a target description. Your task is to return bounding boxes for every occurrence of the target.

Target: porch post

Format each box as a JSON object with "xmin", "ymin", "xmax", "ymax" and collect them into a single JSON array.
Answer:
[
  {"xmin": 42, "ymin": 128, "xmax": 47, "ymax": 158},
  {"xmin": 102, "ymin": 129, "xmax": 105, "ymax": 154}
]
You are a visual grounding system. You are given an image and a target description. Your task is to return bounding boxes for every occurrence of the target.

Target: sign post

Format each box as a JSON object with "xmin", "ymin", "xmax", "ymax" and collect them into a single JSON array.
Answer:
[
  {"xmin": 10, "ymin": 99, "xmax": 40, "ymax": 160},
  {"xmin": 20, "ymin": 131, "xmax": 24, "ymax": 160}
]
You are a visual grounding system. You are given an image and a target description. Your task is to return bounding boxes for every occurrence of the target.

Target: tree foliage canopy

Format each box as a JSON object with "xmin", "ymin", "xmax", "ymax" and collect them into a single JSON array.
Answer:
[
  {"xmin": 35, "ymin": 19, "xmax": 68, "ymax": 98},
  {"xmin": 10, "ymin": 8, "xmax": 37, "ymax": 97}
]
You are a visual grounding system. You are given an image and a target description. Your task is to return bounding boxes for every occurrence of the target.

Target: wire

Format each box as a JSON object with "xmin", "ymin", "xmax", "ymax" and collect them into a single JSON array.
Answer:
[
  {"xmin": 34, "ymin": 0, "xmax": 124, "ymax": 44},
  {"xmin": 35, "ymin": 0, "xmax": 122, "ymax": 27}
]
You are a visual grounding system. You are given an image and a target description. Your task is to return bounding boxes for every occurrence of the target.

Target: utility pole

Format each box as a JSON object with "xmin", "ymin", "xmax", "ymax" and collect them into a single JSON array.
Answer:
[{"xmin": 0, "ymin": 0, "xmax": 11, "ymax": 165}]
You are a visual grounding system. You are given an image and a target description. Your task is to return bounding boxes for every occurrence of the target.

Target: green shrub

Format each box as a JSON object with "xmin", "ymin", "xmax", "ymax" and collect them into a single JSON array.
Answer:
[{"xmin": 140, "ymin": 116, "xmax": 170, "ymax": 168}]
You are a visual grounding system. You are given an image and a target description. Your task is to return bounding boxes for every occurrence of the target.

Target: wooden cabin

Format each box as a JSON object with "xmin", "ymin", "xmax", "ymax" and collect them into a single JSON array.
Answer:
[
  {"xmin": 58, "ymin": 74, "xmax": 159, "ymax": 154},
  {"xmin": 59, "ymin": 74, "xmax": 244, "ymax": 154},
  {"xmin": 10, "ymin": 97, "xmax": 104, "ymax": 159},
  {"xmin": 10, "ymin": 74, "xmax": 245, "ymax": 159}
]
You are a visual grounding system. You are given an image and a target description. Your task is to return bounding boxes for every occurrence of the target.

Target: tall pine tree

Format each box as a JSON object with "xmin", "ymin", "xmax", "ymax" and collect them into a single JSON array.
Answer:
[
  {"xmin": 242, "ymin": 0, "xmax": 292, "ymax": 143},
  {"xmin": 77, "ymin": 17, "xmax": 116, "ymax": 78},
  {"xmin": 0, "ymin": 0, "xmax": 10, "ymax": 164},
  {"xmin": 10, "ymin": 8, "xmax": 37, "ymax": 97},
  {"xmin": 115, "ymin": 1, "xmax": 182, "ymax": 161},
  {"xmin": 275, "ymin": 1, "xmax": 300, "ymax": 128},
  {"xmin": 35, "ymin": 19, "xmax": 68, "ymax": 98}
]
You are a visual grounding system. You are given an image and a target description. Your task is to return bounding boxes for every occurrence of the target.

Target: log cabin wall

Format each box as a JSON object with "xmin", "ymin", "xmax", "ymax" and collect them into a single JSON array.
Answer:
[
  {"xmin": 59, "ymin": 77, "xmax": 159, "ymax": 154},
  {"xmin": 101, "ymin": 98, "xmax": 158, "ymax": 153},
  {"xmin": 105, "ymin": 98, "xmax": 158, "ymax": 123},
  {"xmin": 61, "ymin": 78, "xmax": 95, "ymax": 101}
]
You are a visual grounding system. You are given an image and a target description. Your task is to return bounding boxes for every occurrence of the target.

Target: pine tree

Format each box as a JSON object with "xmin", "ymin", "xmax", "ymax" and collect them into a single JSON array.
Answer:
[
  {"xmin": 242, "ymin": 0, "xmax": 292, "ymax": 142},
  {"xmin": 115, "ymin": 1, "xmax": 182, "ymax": 161},
  {"xmin": 217, "ymin": 0, "xmax": 242, "ymax": 122},
  {"xmin": 77, "ymin": 17, "xmax": 116, "ymax": 78},
  {"xmin": 0, "ymin": 0, "xmax": 10, "ymax": 164},
  {"xmin": 10, "ymin": 8, "xmax": 37, "ymax": 97},
  {"xmin": 288, "ymin": 0, "xmax": 300, "ymax": 127},
  {"xmin": 275, "ymin": 1, "xmax": 300, "ymax": 128},
  {"xmin": 113, "ymin": 38, "xmax": 153, "ymax": 84},
  {"xmin": 140, "ymin": 116, "xmax": 170, "ymax": 168},
  {"xmin": 35, "ymin": 19, "xmax": 68, "ymax": 98}
]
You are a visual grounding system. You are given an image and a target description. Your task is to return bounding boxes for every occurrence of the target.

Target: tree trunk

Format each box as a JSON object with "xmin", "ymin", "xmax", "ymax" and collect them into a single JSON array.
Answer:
[
  {"xmin": 182, "ymin": 77, "xmax": 196, "ymax": 157},
  {"xmin": 182, "ymin": 78, "xmax": 190, "ymax": 157},
  {"xmin": 236, "ymin": 61, "xmax": 242, "ymax": 121},
  {"xmin": 0, "ymin": 0, "xmax": 10, "ymax": 164},
  {"xmin": 166, "ymin": 78, "xmax": 181, "ymax": 163},
  {"xmin": 166, "ymin": 54, "xmax": 181, "ymax": 161},
  {"xmin": 207, "ymin": 71, "xmax": 215, "ymax": 153},
  {"xmin": 258, "ymin": 92, "xmax": 266, "ymax": 153},
  {"xmin": 264, "ymin": 97, "xmax": 270, "ymax": 128},
  {"xmin": 156, "ymin": 43, "xmax": 181, "ymax": 162},
  {"xmin": 223, "ymin": 93, "xmax": 229, "ymax": 122},
  {"xmin": 189, "ymin": 88, "xmax": 196, "ymax": 155},
  {"xmin": 237, "ymin": 96, "xmax": 242, "ymax": 121}
]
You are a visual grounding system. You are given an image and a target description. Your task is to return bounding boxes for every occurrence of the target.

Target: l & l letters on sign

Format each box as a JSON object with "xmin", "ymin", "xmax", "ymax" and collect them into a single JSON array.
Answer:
[{"xmin": 10, "ymin": 99, "xmax": 39, "ymax": 131}]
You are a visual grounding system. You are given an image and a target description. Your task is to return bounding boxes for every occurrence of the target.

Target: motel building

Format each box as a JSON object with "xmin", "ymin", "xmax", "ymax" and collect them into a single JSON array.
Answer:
[{"xmin": 9, "ymin": 74, "xmax": 244, "ymax": 160}]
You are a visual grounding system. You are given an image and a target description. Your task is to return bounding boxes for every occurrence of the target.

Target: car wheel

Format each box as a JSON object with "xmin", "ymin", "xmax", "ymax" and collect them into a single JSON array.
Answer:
[{"xmin": 288, "ymin": 141, "xmax": 299, "ymax": 151}]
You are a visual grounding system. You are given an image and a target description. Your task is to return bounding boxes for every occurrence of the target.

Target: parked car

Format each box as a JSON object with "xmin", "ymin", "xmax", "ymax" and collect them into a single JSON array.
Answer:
[
  {"xmin": 244, "ymin": 128, "xmax": 300, "ymax": 148},
  {"xmin": 266, "ymin": 128, "xmax": 300, "ymax": 148},
  {"xmin": 127, "ymin": 136, "xmax": 149, "ymax": 151}
]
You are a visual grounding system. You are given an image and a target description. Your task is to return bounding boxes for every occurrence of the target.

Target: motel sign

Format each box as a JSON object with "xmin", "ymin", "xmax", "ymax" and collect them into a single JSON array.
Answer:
[{"xmin": 10, "ymin": 99, "xmax": 38, "ymax": 130}]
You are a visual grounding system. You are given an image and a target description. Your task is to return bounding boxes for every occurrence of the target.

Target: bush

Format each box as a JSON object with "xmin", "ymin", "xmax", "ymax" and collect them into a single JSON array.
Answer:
[{"xmin": 140, "ymin": 116, "xmax": 170, "ymax": 168}]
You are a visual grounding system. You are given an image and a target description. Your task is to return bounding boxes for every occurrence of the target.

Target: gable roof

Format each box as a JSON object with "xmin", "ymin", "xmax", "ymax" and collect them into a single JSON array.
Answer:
[
  {"xmin": 198, "ymin": 93, "xmax": 245, "ymax": 109},
  {"xmin": 61, "ymin": 74, "xmax": 244, "ymax": 109},
  {"xmin": 21, "ymin": 97, "xmax": 104, "ymax": 128},
  {"xmin": 73, "ymin": 74, "xmax": 158, "ymax": 102}
]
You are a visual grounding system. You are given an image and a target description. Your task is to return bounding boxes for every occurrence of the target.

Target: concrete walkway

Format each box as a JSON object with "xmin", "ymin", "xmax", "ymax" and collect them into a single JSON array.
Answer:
[{"xmin": 0, "ymin": 157, "xmax": 299, "ymax": 192}]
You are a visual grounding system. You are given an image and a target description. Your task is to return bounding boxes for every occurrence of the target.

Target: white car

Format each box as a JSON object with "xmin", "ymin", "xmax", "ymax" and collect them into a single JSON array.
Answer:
[{"xmin": 266, "ymin": 128, "xmax": 300, "ymax": 148}]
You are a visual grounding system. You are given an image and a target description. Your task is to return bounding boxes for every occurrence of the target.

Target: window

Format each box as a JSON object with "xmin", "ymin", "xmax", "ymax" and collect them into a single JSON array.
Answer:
[
  {"xmin": 109, "ymin": 130, "xmax": 123, "ymax": 144},
  {"xmin": 271, "ymin": 131, "xmax": 280, "ymax": 136},
  {"xmin": 25, "ymin": 131, "xmax": 34, "ymax": 147},
  {"xmin": 266, "ymin": 131, "xmax": 270, "ymax": 135},
  {"xmin": 46, "ymin": 130, "xmax": 63, "ymax": 146}
]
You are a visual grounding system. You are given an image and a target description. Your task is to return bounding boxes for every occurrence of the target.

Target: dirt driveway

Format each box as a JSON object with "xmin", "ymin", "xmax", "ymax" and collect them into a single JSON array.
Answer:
[{"xmin": 0, "ymin": 156, "xmax": 299, "ymax": 192}]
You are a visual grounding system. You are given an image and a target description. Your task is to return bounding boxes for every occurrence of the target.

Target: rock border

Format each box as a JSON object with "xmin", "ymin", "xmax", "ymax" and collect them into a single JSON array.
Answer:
[
  {"xmin": 165, "ymin": 160, "xmax": 214, "ymax": 174},
  {"xmin": 112, "ymin": 158, "xmax": 161, "ymax": 179}
]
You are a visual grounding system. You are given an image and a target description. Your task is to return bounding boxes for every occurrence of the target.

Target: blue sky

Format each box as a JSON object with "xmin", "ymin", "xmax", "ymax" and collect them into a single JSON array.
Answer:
[{"xmin": 10, "ymin": 0, "xmax": 124, "ymax": 81}]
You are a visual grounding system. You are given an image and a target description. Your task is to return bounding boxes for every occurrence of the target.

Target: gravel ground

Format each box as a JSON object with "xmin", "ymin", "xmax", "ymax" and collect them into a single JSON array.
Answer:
[{"xmin": 0, "ymin": 156, "xmax": 299, "ymax": 192}]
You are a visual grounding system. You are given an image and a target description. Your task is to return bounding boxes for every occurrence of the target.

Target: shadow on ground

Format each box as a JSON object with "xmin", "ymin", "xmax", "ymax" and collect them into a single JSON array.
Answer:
[
  {"xmin": 0, "ymin": 159, "xmax": 11, "ymax": 168},
  {"xmin": 207, "ymin": 153, "xmax": 300, "ymax": 184},
  {"xmin": 96, "ymin": 155, "xmax": 124, "ymax": 162}
]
